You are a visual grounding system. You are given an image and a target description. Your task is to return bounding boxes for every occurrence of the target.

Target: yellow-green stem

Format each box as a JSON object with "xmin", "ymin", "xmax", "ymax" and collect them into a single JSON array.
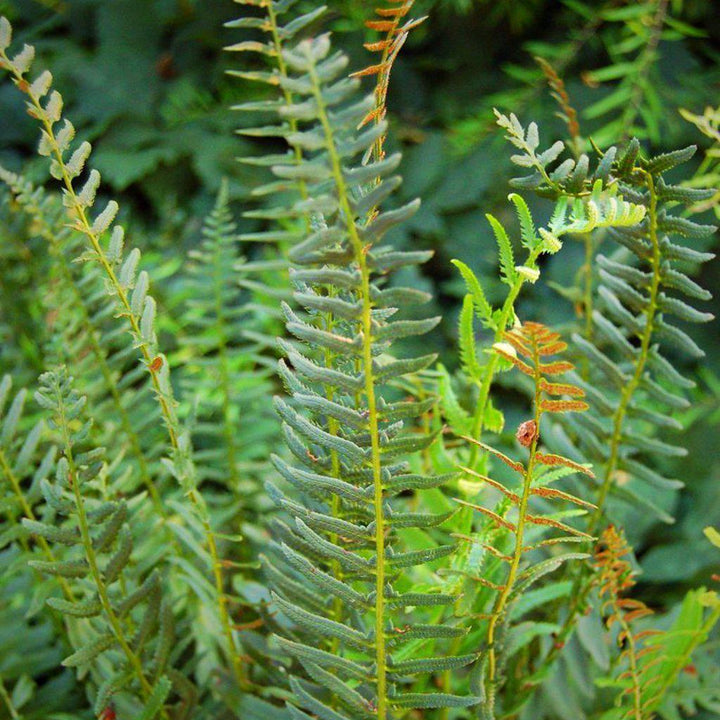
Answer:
[
  {"xmin": 485, "ymin": 334, "xmax": 543, "ymax": 702},
  {"xmin": 309, "ymin": 62, "xmax": 388, "ymax": 718}
]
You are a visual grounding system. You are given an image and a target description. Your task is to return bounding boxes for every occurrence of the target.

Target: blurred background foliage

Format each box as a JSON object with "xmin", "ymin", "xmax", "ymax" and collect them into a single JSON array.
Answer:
[{"xmin": 1, "ymin": 0, "xmax": 718, "ymax": 625}]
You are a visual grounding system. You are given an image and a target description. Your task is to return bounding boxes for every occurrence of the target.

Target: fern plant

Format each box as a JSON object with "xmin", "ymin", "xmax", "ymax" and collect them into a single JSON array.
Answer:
[
  {"xmin": 26, "ymin": 367, "xmax": 185, "ymax": 719},
  {"xmin": 491, "ymin": 112, "xmax": 716, "ymax": 717},
  {"xmin": 247, "ymin": 32, "xmax": 480, "ymax": 718},
  {"xmin": 0, "ymin": 4, "xmax": 717, "ymax": 720},
  {"xmin": 594, "ymin": 525, "xmax": 720, "ymax": 720},
  {"xmin": 454, "ymin": 322, "xmax": 595, "ymax": 719},
  {"xmin": 0, "ymin": 16, "xmax": 251, "ymax": 697}
]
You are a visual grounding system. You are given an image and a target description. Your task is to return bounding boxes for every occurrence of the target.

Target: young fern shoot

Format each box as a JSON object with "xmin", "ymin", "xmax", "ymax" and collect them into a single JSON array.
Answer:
[{"xmin": 449, "ymin": 114, "xmax": 646, "ymax": 463}]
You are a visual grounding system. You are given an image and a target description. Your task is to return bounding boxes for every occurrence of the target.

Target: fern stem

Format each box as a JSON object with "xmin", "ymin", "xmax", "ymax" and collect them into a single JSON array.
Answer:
[
  {"xmin": 265, "ymin": 0, "xmax": 311, "ymax": 229},
  {"xmin": 0, "ymin": 678, "xmax": 20, "ymax": 720},
  {"xmin": 308, "ymin": 64, "xmax": 388, "ymax": 718},
  {"xmin": 212, "ymin": 233, "xmax": 240, "ymax": 492},
  {"xmin": 612, "ymin": 598, "xmax": 644, "ymax": 720},
  {"xmin": 485, "ymin": 334, "xmax": 543, "ymax": 709},
  {"xmin": 469, "ymin": 251, "xmax": 539, "ymax": 465}
]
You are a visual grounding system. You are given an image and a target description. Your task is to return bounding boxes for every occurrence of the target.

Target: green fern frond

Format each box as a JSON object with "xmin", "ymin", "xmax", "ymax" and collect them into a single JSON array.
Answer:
[
  {"xmin": 26, "ymin": 367, "xmax": 187, "ymax": 720},
  {"xmin": 0, "ymin": 166, "xmax": 166, "ymax": 515},
  {"xmin": 240, "ymin": 32, "xmax": 480, "ymax": 718},
  {"xmin": 0, "ymin": 23, "xmax": 255, "ymax": 691}
]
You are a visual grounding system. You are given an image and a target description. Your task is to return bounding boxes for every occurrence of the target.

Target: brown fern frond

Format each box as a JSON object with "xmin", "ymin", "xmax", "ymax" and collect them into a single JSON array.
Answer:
[
  {"xmin": 457, "ymin": 322, "xmax": 596, "ymax": 711},
  {"xmin": 535, "ymin": 55, "xmax": 580, "ymax": 151},
  {"xmin": 352, "ymin": 0, "xmax": 426, "ymax": 163},
  {"xmin": 595, "ymin": 525, "xmax": 658, "ymax": 720}
]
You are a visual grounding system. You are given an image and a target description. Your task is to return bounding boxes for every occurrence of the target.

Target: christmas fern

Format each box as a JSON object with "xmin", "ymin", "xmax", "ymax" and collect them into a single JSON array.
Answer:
[{"xmin": 254, "ymin": 34, "xmax": 476, "ymax": 718}]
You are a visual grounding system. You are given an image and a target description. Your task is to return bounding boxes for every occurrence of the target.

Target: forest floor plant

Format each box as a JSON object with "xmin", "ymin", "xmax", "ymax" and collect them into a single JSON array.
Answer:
[{"xmin": 0, "ymin": 3, "xmax": 718, "ymax": 720}]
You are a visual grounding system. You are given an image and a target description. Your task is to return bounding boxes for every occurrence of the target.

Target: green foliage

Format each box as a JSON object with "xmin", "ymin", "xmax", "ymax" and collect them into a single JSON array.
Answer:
[{"xmin": 0, "ymin": 4, "xmax": 717, "ymax": 720}]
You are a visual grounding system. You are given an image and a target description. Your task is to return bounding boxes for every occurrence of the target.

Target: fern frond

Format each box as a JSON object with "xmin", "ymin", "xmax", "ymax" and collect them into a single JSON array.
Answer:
[
  {"xmin": 594, "ymin": 527, "xmax": 720, "ymax": 720},
  {"xmin": 0, "ymin": 166, "xmax": 165, "ymax": 515},
  {"xmin": 0, "ymin": 22, "xmax": 248, "ymax": 691},
  {"xmin": 244, "ymin": 32, "xmax": 479, "ymax": 718},
  {"xmin": 500, "ymin": 120, "xmax": 715, "ymax": 715},
  {"xmin": 456, "ymin": 322, "xmax": 594, "ymax": 718},
  {"xmin": 352, "ymin": 0, "xmax": 425, "ymax": 163},
  {"xmin": 535, "ymin": 56, "xmax": 580, "ymax": 154},
  {"xmin": 180, "ymin": 181, "xmax": 277, "ymax": 495},
  {"xmin": 26, "ymin": 367, "xmax": 187, "ymax": 719}
]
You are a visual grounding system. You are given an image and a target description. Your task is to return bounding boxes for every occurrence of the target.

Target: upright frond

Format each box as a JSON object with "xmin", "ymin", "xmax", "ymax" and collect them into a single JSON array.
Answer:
[
  {"xmin": 455, "ymin": 322, "xmax": 594, "ymax": 719},
  {"xmin": 352, "ymin": 0, "xmax": 425, "ymax": 163}
]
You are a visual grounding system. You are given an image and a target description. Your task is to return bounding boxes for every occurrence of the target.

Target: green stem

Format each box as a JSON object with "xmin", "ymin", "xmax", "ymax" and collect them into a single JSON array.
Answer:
[
  {"xmin": 309, "ymin": 61, "xmax": 388, "ymax": 719},
  {"xmin": 484, "ymin": 335, "xmax": 543, "ymax": 715},
  {"xmin": 0, "ymin": 678, "xmax": 20, "ymax": 720},
  {"xmin": 212, "ymin": 232, "xmax": 240, "ymax": 491},
  {"xmin": 588, "ymin": 171, "xmax": 660, "ymax": 535},
  {"xmin": 468, "ymin": 251, "xmax": 539, "ymax": 466}
]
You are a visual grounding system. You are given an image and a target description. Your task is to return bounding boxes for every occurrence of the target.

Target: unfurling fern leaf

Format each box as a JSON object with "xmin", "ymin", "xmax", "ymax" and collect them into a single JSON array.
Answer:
[
  {"xmin": 447, "ymin": 118, "xmax": 647, "ymax": 466},
  {"xmin": 246, "ymin": 33, "xmax": 477, "ymax": 718},
  {"xmin": 454, "ymin": 322, "xmax": 595, "ymax": 719}
]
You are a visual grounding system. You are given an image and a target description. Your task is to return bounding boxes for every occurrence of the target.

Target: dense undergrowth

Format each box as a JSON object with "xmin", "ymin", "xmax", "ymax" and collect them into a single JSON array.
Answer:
[{"xmin": 0, "ymin": 1, "xmax": 719, "ymax": 720}]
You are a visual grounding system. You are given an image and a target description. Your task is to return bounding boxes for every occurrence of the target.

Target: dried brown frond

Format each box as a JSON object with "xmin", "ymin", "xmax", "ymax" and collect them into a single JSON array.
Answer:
[
  {"xmin": 535, "ymin": 55, "xmax": 580, "ymax": 150},
  {"xmin": 352, "ymin": 1, "xmax": 426, "ymax": 163},
  {"xmin": 595, "ymin": 526, "xmax": 658, "ymax": 720}
]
